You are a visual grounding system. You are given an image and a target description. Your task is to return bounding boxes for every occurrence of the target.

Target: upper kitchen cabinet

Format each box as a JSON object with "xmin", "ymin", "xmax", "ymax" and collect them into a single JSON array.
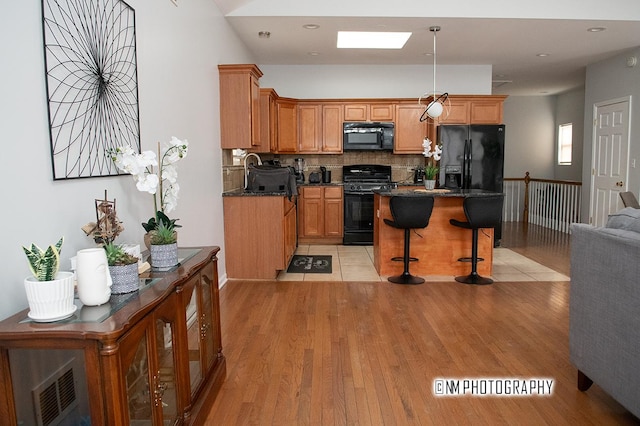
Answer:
[
  {"xmin": 218, "ymin": 64, "xmax": 263, "ymax": 149},
  {"xmin": 437, "ymin": 95, "xmax": 507, "ymax": 125},
  {"xmin": 321, "ymin": 104, "xmax": 343, "ymax": 153},
  {"xmin": 344, "ymin": 102, "xmax": 394, "ymax": 122},
  {"xmin": 298, "ymin": 103, "xmax": 322, "ymax": 153},
  {"xmin": 276, "ymin": 98, "xmax": 298, "ymax": 153},
  {"xmin": 394, "ymin": 103, "xmax": 428, "ymax": 154},
  {"xmin": 257, "ymin": 88, "xmax": 278, "ymax": 153},
  {"xmin": 298, "ymin": 102, "xmax": 343, "ymax": 154}
]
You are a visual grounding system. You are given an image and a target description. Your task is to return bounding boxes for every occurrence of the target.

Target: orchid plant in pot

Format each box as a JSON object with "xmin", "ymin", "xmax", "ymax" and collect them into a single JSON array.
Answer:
[
  {"xmin": 22, "ymin": 237, "xmax": 76, "ymax": 321},
  {"xmin": 422, "ymin": 137, "xmax": 442, "ymax": 190},
  {"xmin": 108, "ymin": 137, "xmax": 189, "ymax": 249}
]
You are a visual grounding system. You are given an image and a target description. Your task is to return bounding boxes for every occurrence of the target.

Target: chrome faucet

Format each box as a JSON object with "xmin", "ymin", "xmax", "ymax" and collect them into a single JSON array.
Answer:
[{"xmin": 243, "ymin": 152, "xmax": 262, "ymax": 189}]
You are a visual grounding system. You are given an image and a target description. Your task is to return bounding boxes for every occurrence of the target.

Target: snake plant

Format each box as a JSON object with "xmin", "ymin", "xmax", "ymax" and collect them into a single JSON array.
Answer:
[{"xmin": 22, "ymin": 237, "xmax": 64, "ymax": 281}]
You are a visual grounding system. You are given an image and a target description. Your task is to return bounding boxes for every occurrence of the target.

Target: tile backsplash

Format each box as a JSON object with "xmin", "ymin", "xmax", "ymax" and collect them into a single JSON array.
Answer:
[{"xmin": 222, "ymin": 150, "xmax": 427, "ymax": 192}]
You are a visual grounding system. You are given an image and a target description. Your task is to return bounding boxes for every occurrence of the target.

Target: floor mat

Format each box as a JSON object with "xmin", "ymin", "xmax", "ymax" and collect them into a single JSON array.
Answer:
[{"xmin": 287, "ymin": 255, "xmax": 332, "ymax": 274}]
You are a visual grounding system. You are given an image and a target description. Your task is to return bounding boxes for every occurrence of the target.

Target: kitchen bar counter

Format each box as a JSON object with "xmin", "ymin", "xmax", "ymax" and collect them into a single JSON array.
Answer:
[{"xmin": 373, "ymin": 189, "xmax": 498, "ymax": 277}]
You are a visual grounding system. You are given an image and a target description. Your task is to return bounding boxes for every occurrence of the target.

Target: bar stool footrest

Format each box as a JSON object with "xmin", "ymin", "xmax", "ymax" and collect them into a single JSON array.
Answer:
[
  {"xmin": 457, "ymin": 257, "xmax": 484, "ymax": 263},
  {"xmin": 391, "ymin": 256, "xmax": 418, "ymax": 262}
]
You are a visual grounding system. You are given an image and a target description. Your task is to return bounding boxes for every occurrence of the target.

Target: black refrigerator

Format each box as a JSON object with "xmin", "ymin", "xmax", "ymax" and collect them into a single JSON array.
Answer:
[{"xmin": 438, "ymin": 124, "xmax": 505, "ymax": 243}]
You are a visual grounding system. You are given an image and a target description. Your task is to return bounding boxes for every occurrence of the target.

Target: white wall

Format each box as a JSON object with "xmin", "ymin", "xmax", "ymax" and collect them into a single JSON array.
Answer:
[
  {"xmin": 582, "ymin": 47, "xmax": 640, "ymax": 221},
  {"xmin": 259, "ymin": 64, "xmax": 492, "ymax": 98},
  {"xmin": 0, "ymin": 0, "xmax": 254, "ymax": 320},
  {"xmin": 502, "ymin": 96, "xmax": 557, "ymax": 179},
  {"xmin": 555, "ymin": 88, "xmax": 585, "ymax": 181}
]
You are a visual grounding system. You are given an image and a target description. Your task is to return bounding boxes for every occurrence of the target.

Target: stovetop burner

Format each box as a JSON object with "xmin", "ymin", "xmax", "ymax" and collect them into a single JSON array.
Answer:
[
  {"xmin": 343, "ymin": 164, "xmax": 393, "ymax": 193},
  {"xmin": 343, "ymin": 164, "xmax": 391, "ymax": 182}
]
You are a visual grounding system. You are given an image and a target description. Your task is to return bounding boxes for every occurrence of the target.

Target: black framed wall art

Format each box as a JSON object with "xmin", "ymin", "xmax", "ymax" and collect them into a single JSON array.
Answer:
[{"xmin": 41, "ymin": 0, "xmax": 141, "ymax": 180}]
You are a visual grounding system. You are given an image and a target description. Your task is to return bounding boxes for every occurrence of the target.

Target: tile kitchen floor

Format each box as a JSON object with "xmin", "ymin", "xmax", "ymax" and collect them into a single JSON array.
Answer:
[{"xmin": 276, "ymin": 245, "xmax": 570, "ymax": 282}]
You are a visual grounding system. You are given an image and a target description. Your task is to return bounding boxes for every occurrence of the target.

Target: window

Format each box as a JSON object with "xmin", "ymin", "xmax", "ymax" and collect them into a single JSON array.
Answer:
[{"xmin": 558, "ymin": 123, "xmax": 573, "ymax": 165}]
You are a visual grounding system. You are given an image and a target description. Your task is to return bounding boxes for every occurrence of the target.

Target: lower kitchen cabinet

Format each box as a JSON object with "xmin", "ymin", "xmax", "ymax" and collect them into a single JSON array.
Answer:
[
  {"xmin": 298, "ymin": 186, "xmax": 343, "ymax": 244},
  {"xmin": 0, "ymin": 247, "xmax": 225, "ymax": 426},
  {"xmin": 223, "ymin": 195, "xmax": 297, "ymax": 278}
]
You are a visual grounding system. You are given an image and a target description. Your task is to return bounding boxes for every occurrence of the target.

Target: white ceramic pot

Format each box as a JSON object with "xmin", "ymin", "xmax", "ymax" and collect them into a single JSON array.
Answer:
[
  {"xmin": 24, "ymin": 271, "xmax": 76, "ymax": 322},
  {"xmin": 76, "ymin": 248, "xmax": 112, "ymax": 306},
  {"xmin": 425, "ymin": 180, "xmax": 436, "ymax": 190}
]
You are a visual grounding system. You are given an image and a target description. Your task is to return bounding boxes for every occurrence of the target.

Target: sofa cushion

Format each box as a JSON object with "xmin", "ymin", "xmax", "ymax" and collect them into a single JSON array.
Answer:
[{"xmin": 606, "ymin": 207, "xmax": 640, "ymax": 234}]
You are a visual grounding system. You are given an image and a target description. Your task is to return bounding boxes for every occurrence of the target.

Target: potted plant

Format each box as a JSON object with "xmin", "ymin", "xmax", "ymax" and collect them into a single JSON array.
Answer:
[
  {"xmin": 148, "ymin": 220, "xmax": 179, "ymax": 269},
  {"xmin": 424, "ymin": 164, "xmax": 439, "ymax": 190},
  {"xmin": 422, "ymin": 137, "xmax": 442, "ymax": 190},
  {"xmin": 22, "ymin": 237, "xmax": 76, "ymax": 321},
  {"xmin": 104, "ymin": 243, "xmax": 140, "ymax": 294},
  {"xmin": 108, "ymin": 137, "xmax": 188, "ymax": 248}
]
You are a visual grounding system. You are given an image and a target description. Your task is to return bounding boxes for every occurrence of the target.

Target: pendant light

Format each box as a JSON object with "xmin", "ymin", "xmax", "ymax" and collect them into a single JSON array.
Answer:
[{"xmin": 419, "ymin": 26, "xmax": 450, "ymax": 122}]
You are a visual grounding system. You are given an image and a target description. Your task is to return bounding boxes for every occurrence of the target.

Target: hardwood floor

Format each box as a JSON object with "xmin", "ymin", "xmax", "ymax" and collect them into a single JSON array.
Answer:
[{"xmin": 206, "ymin": 223, "xmax": 638, "ymax": 425}]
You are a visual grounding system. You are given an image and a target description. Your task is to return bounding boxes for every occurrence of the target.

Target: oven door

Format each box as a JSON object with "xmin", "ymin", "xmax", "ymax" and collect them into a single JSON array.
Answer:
[{"xmin": 343, "ymin": 191, "xmax": 374, "ymax": 244}]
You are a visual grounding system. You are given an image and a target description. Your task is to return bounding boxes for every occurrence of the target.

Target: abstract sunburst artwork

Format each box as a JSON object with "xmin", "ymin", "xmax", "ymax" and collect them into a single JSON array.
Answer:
[{"xmin": 42, "ymin": 0, "xmax": 140, "ymax": 179}]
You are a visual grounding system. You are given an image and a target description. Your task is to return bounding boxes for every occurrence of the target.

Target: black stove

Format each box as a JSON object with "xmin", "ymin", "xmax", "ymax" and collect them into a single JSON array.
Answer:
[
  {"xmin": 342, "ymin": 165, "xmax": 394, "ymax": 245},
  {"xmin": 342, "ymin": 164, "xmax": 393, "ymax": 193}
]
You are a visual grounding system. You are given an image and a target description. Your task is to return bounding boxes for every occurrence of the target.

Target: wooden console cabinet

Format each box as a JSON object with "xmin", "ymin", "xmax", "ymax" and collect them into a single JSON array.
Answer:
[{"xmin": 0, "ymin": 247, "xmax": 225, "ymax": 425}]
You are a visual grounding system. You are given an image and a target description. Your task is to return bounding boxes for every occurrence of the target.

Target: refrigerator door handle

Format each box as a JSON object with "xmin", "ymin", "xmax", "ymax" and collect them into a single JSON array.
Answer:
[{"xmin": 463, "ymin": 139, "xmax": 470, "ymax": 189}]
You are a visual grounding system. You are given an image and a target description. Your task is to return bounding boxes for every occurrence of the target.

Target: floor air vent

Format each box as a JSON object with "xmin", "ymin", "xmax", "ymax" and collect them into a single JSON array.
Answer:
[{"xmin": 32, "ymin": 359, "xmax": 78, "ymax": 426}]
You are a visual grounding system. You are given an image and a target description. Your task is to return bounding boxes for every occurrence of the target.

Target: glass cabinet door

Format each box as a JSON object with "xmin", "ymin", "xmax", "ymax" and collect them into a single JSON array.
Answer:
[
  {"xmin": 123, "ymin": 326, "xmax": 152, "ymax": 424},
  {"xmin": 121, "ymin": 294, "xmax": 180, "ymax": 425},
  {"xmin": 153, "ymin": 295, "xmax": 180, "ymax": 425},
  {"xmin": 183, "ymin": 274, "xmax": 203, "ymax": 396}
]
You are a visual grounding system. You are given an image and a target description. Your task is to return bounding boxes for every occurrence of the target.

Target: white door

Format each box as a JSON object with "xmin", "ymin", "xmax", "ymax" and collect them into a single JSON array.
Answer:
[{"xmin": 590, "ymin": 97, "xmax": 631, "ymax": 226}]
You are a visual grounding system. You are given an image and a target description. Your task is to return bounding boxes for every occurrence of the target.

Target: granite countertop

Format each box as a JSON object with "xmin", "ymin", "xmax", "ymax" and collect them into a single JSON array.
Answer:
[
  {"xmin": 223, "ymin": 182, "xmax": 343, "ymax": 197},
  {"xmin": 223, "ymin": 188, "xmax": 291, "ymax": 197},
  {"xmin": 374, "ymin": 188, "xmax": 501, "ymax": 197}
]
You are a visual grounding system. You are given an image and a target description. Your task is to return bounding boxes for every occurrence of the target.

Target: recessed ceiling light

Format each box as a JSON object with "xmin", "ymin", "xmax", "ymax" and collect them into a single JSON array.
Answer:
[
  {"xmin": 536, "ymin": 53, "xmax": 550, "ymax": 57},
  {"xmin": 258, "ymin": 31, "xmax": 271, "ymax": 39},
  {"xmin": 303, "ymin": 24, "xmax": 320, "ymax": 30},
  {"xmin": 337, "ymin": 31, "xmax": 412, "ymax": 49},
  {"xmin": 587, "ymin": 27, "xmax": 607, "ymax": 32}
]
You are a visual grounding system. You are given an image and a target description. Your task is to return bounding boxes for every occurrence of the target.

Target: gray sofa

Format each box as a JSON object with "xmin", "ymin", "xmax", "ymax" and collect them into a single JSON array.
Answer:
[{"xmin": 570, "ymin": 208, "xmax": 640, "ymax": 418}]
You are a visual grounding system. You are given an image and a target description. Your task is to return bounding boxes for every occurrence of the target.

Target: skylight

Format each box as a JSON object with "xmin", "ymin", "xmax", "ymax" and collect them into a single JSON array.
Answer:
[{"xmin": 337, "ymin": 31, "xmax": 412, "ymax": 49}]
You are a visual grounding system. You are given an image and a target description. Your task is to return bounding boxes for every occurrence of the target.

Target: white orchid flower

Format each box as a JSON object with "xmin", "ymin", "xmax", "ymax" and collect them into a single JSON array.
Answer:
[
  {"xmin": 162, "ymin": 164, "xmax": 178, "ymax": 184},
  {"xmin": 107, "ymin": 138, "xmax": 188, "ymax": 224},
  {"xmin": 135, "ymin": 173, "xmax": 159, "ymax": 194},
  {"xmin": 162, "ymin": 183, "xmax": 180, "ymax": 213},
  {"xmin": 163, "ymin": 138, "xmax": 189, "ymax": 164}
]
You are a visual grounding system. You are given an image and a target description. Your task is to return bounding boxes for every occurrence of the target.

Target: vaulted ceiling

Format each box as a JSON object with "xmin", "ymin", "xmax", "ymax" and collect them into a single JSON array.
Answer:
[{"xmin": 212, "ymin": 0, "xmax": 640, "ymax": 95}]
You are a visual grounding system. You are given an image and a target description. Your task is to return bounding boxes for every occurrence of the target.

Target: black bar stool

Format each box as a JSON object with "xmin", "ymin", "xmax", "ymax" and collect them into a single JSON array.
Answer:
[
  {"xmin": 384, "ymin": 196, "xmax": 435, "ymax": 285},
  {"xmin": 449, "ymin": 194, "xmax": 504, "ymax": 285}
]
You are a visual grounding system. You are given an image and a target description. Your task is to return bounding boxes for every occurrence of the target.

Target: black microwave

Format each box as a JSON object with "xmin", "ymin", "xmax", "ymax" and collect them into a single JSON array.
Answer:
[{"xmin": 343, "ymin": 122, "xmax": 394, "ymax": 151}]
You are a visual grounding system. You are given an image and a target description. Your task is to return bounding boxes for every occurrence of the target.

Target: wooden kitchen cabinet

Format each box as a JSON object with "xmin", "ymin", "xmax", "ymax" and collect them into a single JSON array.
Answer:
[
  {"xmin": 219, "ymin": 64, "xmax": 263, "ymax": 149},
  {"xmin": 256, "ymin": 88, "xmax": 278, "ymax": 153},
  {"xmin": 437, "ymin": 95, "xmax": 506, "ymax": 125},
  {"xmin": 0, "ymin": 247, "xmax": 225, "ymax": 426},
  {"xmin": 298, "ymin": 102, "xmax": 343, "ymax": 153},
  {"xmin": 321, "ymin": 104, "xmax": 343, "ymax": 153},
  {"xmin": 393, "ymin": 103, "xmax": 429, "ymax": 154},
  {"xmin": 276, "ymin": 98, "xmax": 298, "ymax": 153},
  {"xmin": 298, "ymin": 103, "xmax": 322, "ymax": 153},
  {"xmin": 298, "ymin": 186, "xmax": 343, "ymax": 244},
  {"xmin": 223, "ymin": 195, "xmax": 297, "ymax": 278},
  {"xmin": 344, "ymin": 102, "xmax": 394, "ymax": 121}
]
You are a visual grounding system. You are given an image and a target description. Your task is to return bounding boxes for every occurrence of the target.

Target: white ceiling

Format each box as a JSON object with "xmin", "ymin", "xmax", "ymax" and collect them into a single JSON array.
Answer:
[{"xmin": 212, "ymin": 0, "xmax": 640, "ymax": 96}]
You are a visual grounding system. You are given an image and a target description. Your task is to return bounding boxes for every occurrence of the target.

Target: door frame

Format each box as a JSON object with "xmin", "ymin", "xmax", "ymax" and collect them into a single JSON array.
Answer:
[{"xmin": 589, "ymin": 95, "xmax": 632, "ymax": 225}]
